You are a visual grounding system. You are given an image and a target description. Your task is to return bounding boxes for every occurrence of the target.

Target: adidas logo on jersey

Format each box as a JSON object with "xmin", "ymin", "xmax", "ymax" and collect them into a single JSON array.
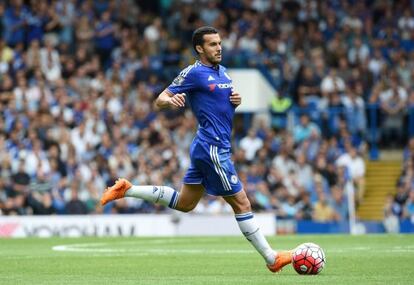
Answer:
[{"xmin": 207, "ymin": 75, "xmax": 215, "ymax": 81}]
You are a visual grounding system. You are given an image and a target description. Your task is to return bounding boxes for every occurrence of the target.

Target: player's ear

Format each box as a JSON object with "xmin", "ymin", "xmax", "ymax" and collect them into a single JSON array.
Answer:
[{"xmin": 195, "ymin": 45, "xmax": 203, "ymax": 54}]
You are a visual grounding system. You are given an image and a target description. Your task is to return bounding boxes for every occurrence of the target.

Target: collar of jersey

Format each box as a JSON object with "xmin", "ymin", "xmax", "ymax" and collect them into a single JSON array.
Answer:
[{"xmin": 196, "ymin": 60, "xmax": 220, "ymax": 70}]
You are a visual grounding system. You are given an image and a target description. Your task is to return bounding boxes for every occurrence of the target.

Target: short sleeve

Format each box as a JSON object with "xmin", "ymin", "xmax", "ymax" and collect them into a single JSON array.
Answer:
[{"xmin": 166, "ymin": 66, "xmax": 197, "ymax": 95}]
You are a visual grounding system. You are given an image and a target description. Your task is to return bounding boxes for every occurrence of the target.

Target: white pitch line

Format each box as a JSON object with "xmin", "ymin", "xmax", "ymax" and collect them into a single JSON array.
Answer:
[
  {"xmin": 52, "ymin": 243, "xmax": 254, "ymax": 254},
  {"xmin": 52, "ymin": 245, "xmax": 123, "ymax": 253},
  {"xmin": 52, "ymin": 241, "xmax": 414, "ymax": 255}
]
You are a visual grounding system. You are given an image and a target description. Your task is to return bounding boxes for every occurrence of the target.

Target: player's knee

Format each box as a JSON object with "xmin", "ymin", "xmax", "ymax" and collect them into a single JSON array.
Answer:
[
  {"xmin": 232, "ymin": 198, "xmax": 251, "ymax": 213},
  {"xmin": 177, "ymin": 202, "xmax": 197, "ymax": 213},
  {"xmin": 237, "ymin": 201, "xmax": 252, "ymax": 213}
]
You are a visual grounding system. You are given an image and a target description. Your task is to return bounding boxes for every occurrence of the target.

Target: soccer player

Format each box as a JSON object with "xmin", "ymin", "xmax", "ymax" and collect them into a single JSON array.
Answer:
[{"xmin": 101, "ymin": 26, "xmax": 292, "ymax": 273}]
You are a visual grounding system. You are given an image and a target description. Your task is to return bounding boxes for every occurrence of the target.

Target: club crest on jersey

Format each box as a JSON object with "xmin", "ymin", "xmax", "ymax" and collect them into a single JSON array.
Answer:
[
  {"xmin": 231, "ymin": 175, "xmax": 238, "ymax": 184},
  {"xmin": 208, "ymin": 83, "xmax": 233, "ymax": 91}
]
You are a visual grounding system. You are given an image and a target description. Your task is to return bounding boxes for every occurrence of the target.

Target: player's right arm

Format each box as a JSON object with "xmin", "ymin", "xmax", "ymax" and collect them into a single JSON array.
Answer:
[
  {"xmin": 154, "ymin": 90, "xmax": 186, "ymax": 110},
  {"xmin": 154, "ymin": 64, "xmax": 196, "ymax": 111}
]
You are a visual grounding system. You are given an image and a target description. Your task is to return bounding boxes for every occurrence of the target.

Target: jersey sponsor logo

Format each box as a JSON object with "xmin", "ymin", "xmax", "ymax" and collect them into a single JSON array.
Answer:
[
  {"xmin": 218, "ymin": 83, "xmax": 232, "ymax": 89},
  {"xmin": 208, "ymin": 83, "xmax": 233, "ymax": 91},
  {"xmin": 207, "ymin": 75, "xmax": 215, "ymax": 81},
  {"xmin": 172, "ymin": 75, "xmax": 185, "ymax": 86}
]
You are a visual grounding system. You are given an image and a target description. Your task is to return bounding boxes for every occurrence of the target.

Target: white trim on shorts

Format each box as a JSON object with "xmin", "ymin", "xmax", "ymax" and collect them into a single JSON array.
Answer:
[{"xmin": 209, "ymin": 145, "xmax": 232, "ymax": 191}]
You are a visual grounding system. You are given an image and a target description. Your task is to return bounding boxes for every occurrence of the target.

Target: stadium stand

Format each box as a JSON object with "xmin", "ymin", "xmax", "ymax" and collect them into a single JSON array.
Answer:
[{"xmin": 0, "ymin": 0, "xmax": 412, "ymax": 226}]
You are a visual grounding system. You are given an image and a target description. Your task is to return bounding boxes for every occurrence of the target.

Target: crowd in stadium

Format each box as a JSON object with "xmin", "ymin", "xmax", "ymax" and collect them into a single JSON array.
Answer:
[
  {"xmin": 0, "ymin": 0, "xmax": 413, "ymax": 222},
  {"xmin": 385, "ymin": 137, "xmax": 414, "ymax": 221}
]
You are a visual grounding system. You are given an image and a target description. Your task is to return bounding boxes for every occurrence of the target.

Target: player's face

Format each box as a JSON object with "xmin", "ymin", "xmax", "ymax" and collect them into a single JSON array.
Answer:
[{"xmin": 200, "ymin": 33, "xmax": 222, "ymax": 65}]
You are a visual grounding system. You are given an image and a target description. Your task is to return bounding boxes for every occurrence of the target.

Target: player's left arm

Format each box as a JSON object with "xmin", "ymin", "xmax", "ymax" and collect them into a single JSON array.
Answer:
[{"xmin": 229, "ymin": 91, "xmax": 242, "ymax": 107}]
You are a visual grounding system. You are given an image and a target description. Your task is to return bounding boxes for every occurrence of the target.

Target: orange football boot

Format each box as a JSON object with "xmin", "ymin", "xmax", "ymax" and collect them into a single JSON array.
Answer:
[
  {"xmin": 100, "ymin": 178, "xmax": 132, "ymax": 206},
  {"xmin": 267, "ymin": 250, "xmax": 293, "ymax": 273}
]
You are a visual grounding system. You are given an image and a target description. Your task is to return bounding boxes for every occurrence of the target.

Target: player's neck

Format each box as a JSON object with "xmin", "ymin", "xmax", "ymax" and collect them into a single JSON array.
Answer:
[{"xmin": 198, "ymin": 58, "xmax": 219, "ymax": 69}]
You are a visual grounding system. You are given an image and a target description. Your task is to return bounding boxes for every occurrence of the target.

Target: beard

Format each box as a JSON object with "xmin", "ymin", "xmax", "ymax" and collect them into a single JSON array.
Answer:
[{"xmin": 206, "ymin": 53, "xmax": 221, "ymax": 65}]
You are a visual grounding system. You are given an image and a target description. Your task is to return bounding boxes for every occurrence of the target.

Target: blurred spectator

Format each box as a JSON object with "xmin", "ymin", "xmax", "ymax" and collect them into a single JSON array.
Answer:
[
  {"xmin": 239, "ymin": 128, "xmax": 263, "ymax": 162},
  {"xmin": 341, "ymin": 83, "xmax": 367, "ymax": 135},
  {"xmin": 313, "ymin": 191, "xmax": 336, "ymax": 222},
  {"xmin": 297, "ymin": 65, "xmax": 321, "ymax": 101},
  {"xmin": 293, "ymin": 114, "xmax": 320, "ymax": 144},
  {"xmin": 27, "ymin": 180, "xmax": 55, "ymax": 215},
  {"xmin": 393, "ymin": 184, "xmax": 409, "ymax": 217},
  {"xmin": 383, "ymin": 193, "xmax": 400, "ymax": 233},
  {"xmin": 40, "ymin": 37, "xmax": 61, "ymax": 82},
  {"xmin": 403, "ymin": 190, "xmax": 414, "ymax": 220},
  {"xmin": 295, "ymin": 191, "xmax": 313, "ymax": 220},
  {"xmin": 269, "ymin": 91, "xmax": 292, "ymax": 130},
  {"xmin": 0, "ymin": 39, "xmax": 14, "ymax": 74},
  {"xmin": 55, "ymin": 0, "xmax": 75, "ymax": 44},
  {"xmin": 94, "ymin": 10, "xmax": 116, "ymax": 68},
  {"xmin": 347, "ymin": 37, "xmax": 370, "ymax": 65},
  {"xmin": 278, "ymin": 194, "xmax": 298, "ymax": 219},
  {"xmin": 3, "ymin": 0, "xmax": 28, "ymax": 47},
  {"xmin": 379, "ymin": 75, "xmax": 408, "ymax": 145},
  {"xmin": 65, "ymin": 182, "xmax": 88, "ymax": 215},
  {"xmin": 368, "ymin": 49, "xmax": 386, "ymax": 77},
  {"xmin": 11, "ymin": 160, "xmax": 30, "ymax": 194},
  {"xmin": 320, "ymin": 68, "xmax": 345, "ymax": 95},
  {"xmin": 403, "ymin": 137, "xmax": 414, "ymax": 162},
  {"xmin": 294, "ymin": 152, "xmax": 313, "ymax": 191},
  {"xmin": 330, "ymin": 185, "xmax": 348, "ymax": 221},
  {"xmin": 272, "ymin": 144, "xmax": 296, "ymax": 178},
  {"xmin": 336, "ymin": 147, "xmax": 365, "ymax": 203},
  {"xmin": 76, "ymin": 15, "xmax": 94, "ymax": 52}
]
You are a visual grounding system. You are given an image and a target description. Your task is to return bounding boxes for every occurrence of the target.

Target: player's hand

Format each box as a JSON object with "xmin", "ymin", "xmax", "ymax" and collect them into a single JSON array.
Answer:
[
  {"xmin": 169, "ymin": 93, "xmax": 186, "ymax": 108},
  {"xmin": 230, "ymin": 91, "xmax": 242, "ymax": 107}
]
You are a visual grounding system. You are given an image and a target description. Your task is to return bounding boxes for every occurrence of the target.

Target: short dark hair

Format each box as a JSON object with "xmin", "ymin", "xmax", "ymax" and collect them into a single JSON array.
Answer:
[{"xmin": 192, "ymin": 26, "xmax": 219, "ymax": 54}]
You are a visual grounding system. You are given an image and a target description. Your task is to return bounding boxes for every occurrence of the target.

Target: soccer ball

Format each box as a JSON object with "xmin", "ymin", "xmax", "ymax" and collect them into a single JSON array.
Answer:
[{"xmin": 292, "ymin": 242, "xmax": 326, "ymax": 275}]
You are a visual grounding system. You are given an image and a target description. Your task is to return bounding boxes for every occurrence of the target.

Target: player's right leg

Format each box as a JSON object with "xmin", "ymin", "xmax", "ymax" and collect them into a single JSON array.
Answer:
[
  {"xmin": 174, "ymin": 184, "xmax": 205, "ymax": 212},
  {"xmin": 100, "ymin": 179, "xmax": 204, "ymax": 212},
  {"xmin": 223, "ymin": 190, "xmax": 293, "ymax": 273}
]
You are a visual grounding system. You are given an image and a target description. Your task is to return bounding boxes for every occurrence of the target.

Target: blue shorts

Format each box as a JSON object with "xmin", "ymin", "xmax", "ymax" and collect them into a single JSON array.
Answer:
[{"xmin": 183, "ymin": 137, "xmax": 243, "ymax": 196}]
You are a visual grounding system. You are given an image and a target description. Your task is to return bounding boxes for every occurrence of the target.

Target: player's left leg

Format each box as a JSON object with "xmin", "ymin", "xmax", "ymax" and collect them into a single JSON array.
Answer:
[
  {"xmin": 223, "ymin": 190, "xmax": 293, "ymax": 273},
  {"xmin": 101, "ymin": 138, "xmax": 207, "ymax": 211},
  {"xmin": 100, "ymin": 178, "xmax": 205, "ymax": 212}
]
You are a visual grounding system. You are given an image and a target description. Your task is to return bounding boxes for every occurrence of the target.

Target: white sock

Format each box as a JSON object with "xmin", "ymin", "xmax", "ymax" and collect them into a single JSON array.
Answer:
[
  {"xmin": 235, "ymin": 212, "xmax": 276, "ymax": 264},
  {"xmin": 125, "ymin": 185, "xmax": 179, "ymax": 209}
]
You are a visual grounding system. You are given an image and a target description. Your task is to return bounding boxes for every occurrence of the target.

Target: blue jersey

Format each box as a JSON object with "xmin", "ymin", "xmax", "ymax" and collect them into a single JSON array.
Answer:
[{"xmin": 167, "ymin": 60, "xmax": 235, "ymax": 148}]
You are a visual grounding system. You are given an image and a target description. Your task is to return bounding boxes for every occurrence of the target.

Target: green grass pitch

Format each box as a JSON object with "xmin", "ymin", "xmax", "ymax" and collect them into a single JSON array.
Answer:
[{"xmin": 1, "ymin": 234, "xmax": 413, "ymax": 285}]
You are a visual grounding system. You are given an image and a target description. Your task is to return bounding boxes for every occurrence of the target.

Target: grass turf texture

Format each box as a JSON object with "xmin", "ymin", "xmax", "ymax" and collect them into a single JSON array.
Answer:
[{"xmin": 0, "ymin": 234, "xmax": 413, "ymax": 285}]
